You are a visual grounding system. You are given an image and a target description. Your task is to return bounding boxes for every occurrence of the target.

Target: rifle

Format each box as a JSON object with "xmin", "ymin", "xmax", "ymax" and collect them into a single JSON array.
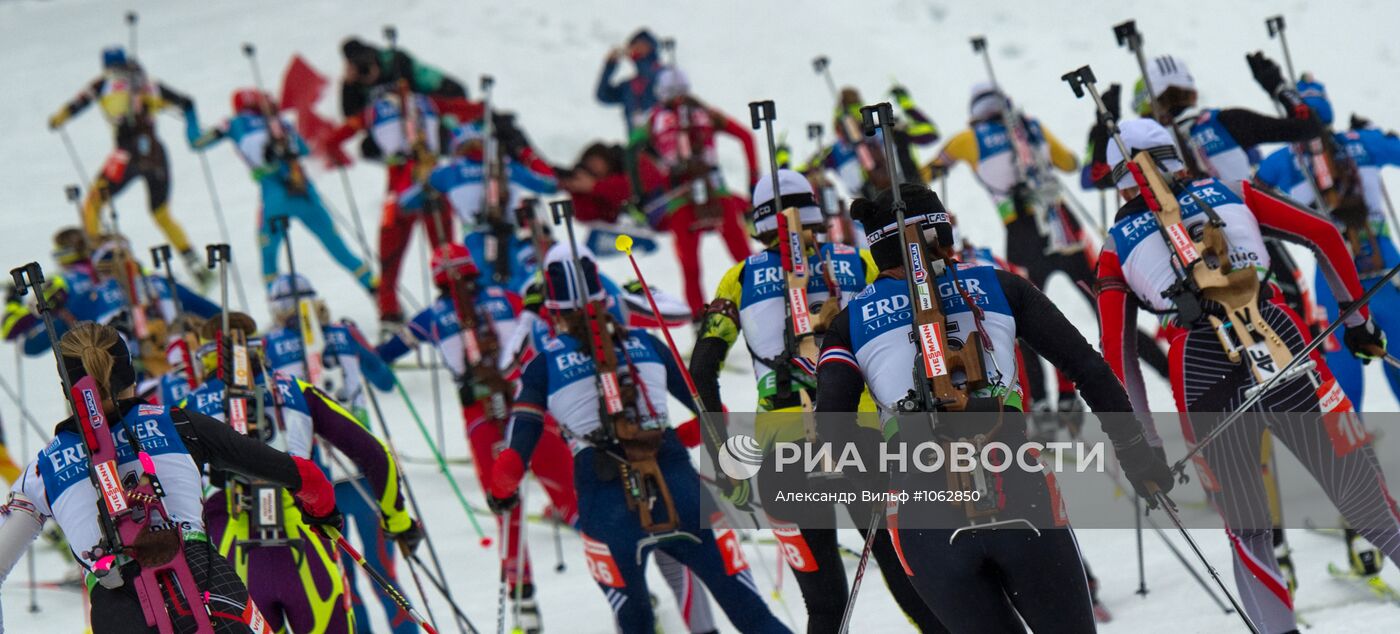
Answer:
[
  {"xmin": 11, "ymin": 262, "xmax": 215, "ymax": 633},
  {"xmin": 105, "ymin": 239, "xmax": 170, "ymax": 376},
  {"xmin": 242, "ymin": 43, "xmax": 308, "ymax": 195},
  {"xmin": 268, "ymin": 216, "xmax": 325, "ymax": 385},
  {"xmin": 1264, "ymin": 16, "xmax": 1381, "ymax": 273},
  {"xmin": 151, "ymin": 244, "xmax": 198, "ymax": 389},
  {"xmin": 439, "ymin": 244, "xmax": 512, "ymax": 427},
  {"xmin": 476, "ymin": 76, "xmax": 518, "ymax": 285},
  {"xmin": 749, "ymin": 100, "xmax": 819, "ymax": 427},
  {"xmin": 861, "ymin": 103, "xmax": 989, "ymax": 415},
  {"xmin": 551, "ymin": 200, "xmax": 677, "ymax": 532},
  {"xmin": 813, "ymin": 56, "xmax": 883, "ymax": 185},
  {"xmin": 206, "ymin": 245, "xmax": 256, "ymax": 437},
  {"xmin": 970, "ymin": 36, "xmax": 1076, "ymax": 253},
  {"xmin": 514, "ymin": 197, "xmax": 557, "ymax": 335},
  {"xmin": 1064, "ymin": 66, "xmax": 1297, "ymax": 386}
]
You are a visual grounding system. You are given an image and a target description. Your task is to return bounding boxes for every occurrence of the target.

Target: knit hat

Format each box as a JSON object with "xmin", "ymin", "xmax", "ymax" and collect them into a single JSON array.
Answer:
[
  {"xmin": 751, "ymin": 169, "xmax": 822, "ymax": 236},
  {"xmin": 1297, "ymin": 74, "xmax": 1333, "ymax": 125},
  {"xmin": 1105, "ymin": 118, "xmax": 1185, "ymax": 190},
  {"xmin": 102, "ymin": 46, "xmax": 127, "ymax": 69},
  {"xmin": 544, "ymin": 258, "xmax": 605, "ymax": 310},
  {"xmin": 851, "ymin": 184, "xmax": 953, "ymax": 271},
  {"xmin": 969, "ymin": 82, "xmax": 1005, "ymax": 121},
  {"xmin": 654, "ymin": 68, "xmax": 689, "ymax": 102},
  {"xmin": 1146, "ymin": 55, "xmax": 1194, "ymax": 97}
]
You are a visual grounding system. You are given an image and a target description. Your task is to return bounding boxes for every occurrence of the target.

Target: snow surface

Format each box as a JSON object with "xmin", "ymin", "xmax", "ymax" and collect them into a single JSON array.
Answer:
[{"xmin": 3, "ymin": 0, "xmax": 1400, "ymax": 631}]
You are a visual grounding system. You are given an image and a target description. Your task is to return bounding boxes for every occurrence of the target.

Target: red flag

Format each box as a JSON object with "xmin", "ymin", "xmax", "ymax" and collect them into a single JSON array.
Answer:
[{"xmin": 279, "ymin": 54, "xmax": 342, "ymax": 165}]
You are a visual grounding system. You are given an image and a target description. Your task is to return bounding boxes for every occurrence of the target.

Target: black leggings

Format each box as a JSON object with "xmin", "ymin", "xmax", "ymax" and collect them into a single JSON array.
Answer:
[
  {"xmin": 89, "ymin": 538, "xmax": 258, "ymax": 634},
  {"xmin": 791, "ymin": 526, "xmax": 948, "ymax": 633},
  {"xmin": 897, "ymin": 527, "xmax": 1095, "ymax": 634}
]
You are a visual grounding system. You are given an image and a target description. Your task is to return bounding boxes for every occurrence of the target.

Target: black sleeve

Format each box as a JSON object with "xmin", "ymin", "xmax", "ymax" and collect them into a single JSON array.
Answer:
[
  {"xmin": 689, "ymin": 337, "xmax": 728, "ymax": 413},
  {"xmin": 997, "ymin": 270, "xmax": 1133, "ymax": 417},
  {"xmin": 1216, "ymin": 108, "xmax": 1320, "ymax": 148},
  {"xmin": 172, "ymin": 409, "xmax": 301, "ymax": 488},
  {"xmin": 157, "ymin": 82, "xmax": 194, "ymax": 112}
]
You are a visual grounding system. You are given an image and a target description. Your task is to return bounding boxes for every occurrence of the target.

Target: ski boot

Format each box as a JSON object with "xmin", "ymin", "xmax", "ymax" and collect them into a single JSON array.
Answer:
[
  {"xmin": 1346, "ymin": 528, "xmax": 1384, "ymax": 577},
  {"xmin": 181, "ymin": 249, "xmax": 214, "ymax": 292},
  {"xmin": 1273, "ymin": 528, "xmax": 1298, "ymax": 596},
  {"xmin": 513, "ymin": 583, "xmax": 543, "ymax": 634}
]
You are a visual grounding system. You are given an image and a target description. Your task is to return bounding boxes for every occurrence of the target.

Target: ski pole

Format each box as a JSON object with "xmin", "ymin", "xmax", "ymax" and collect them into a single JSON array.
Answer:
[
  {"xmin": 149, "ymin": 245, "xmax": 184, "ymax": 318},
  {"xmin": 551, "ymin": 517, "xmax": 565, "ymax": 573},
  {"xmin": 392, "ymin": 376, "xmax": 491, "ymax": 546},
  {"xmin": 502, "ymin": 480, "xmax": 529, "ymax": 634},
  {"xmin": 324, "ymin": 450, "xmax": 444, "ymax": 634},
  {"xmin": 418, "ymin": 240, "xmax": 448, "ymax": 452},
  {"xmin": 835, "ymin": 511, "xmax": 883, "ymax": 634},
  {"xmin": 661, "ymin": 37, "xmax": 677, "ymax": 68},
  {"xmin": 336, "ymin": 167, "xmax": 376, "ymax": 269},
  {"xmin": 355, "ymin": 352, "xmax": 477, "ymax": 634},
  {"xmin": 1265, "ymin": 16, "xmax": 1298, "ymax": 86},
  {"xmin": 57, "ymin": 129, "xmax": 92, "ymax": 192},
  {"xmin": 613, "ymin": 235, "xmax": 704, "ymax": 413},
  {"xmin": 125, "ymin": 12, "xmax": 138, "ymax": 57},
  {"xmin": 319, "ymin": 525, "xmax": 440, "ymax": 634},
  {"xmin": 349, "ymin": 318, "xmax": 477, "ymax": 632},
  {"xmin": 195, "ymin": 151, "xmax": 250, "ymax": 311},
  {"xmin": 13, "ymin": 353, "xmax": 38, "ymax": 614},
  {"xmin": 0, "ymin": 373, "xmax": 61, "ymax": 440},
  {"xmin": 1152, "ymin": 490, "xmax": 1259, "ymax": 633},
  {"xmin": 811, "ymin": 56, "xmax": 838, "ymax": 99},
  {"xmin": 1168, "ymin": 259, "xmax": 1399, "ymax": 474},
  {"xmin": 1135, "ymin": 494, "xmax": 1148, "ymax": 596}
]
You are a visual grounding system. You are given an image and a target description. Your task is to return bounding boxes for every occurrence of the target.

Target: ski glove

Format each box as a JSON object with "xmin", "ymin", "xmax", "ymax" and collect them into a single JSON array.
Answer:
[
  {"xmin": 48, "ymin": 110, "xmax": 69, "ymax": 130},
  {"xmin": 292, "ymin": 456, "xmax": 343, "ymax": 529},
  {"xmin": 489, "ymin": 448, "xmax": 526, "ymax": 514},
  {"xmin": 1343, "ymin": 315, "xmax": 1387, "ymax": 363},
  {"xmin": 1247, "ymin": 52, "xmax": 1287, "ymax": 98},
  {"xmin": 1114, "ymin": 434, "xmax": 1174, "ymax": 506},
  {"xmin": 389, "ymin": 518, "xmax": 425, "ymax": 556},
  {"xmin": 718, "ymin": 476, "xmax": 752, "ymax": 512}
]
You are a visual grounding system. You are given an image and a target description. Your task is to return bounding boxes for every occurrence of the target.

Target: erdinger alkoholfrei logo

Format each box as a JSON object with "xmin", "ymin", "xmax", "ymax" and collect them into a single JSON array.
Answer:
[{"xmin": 718, "ymin": 434, "xmax": 764, "ymax": 480}]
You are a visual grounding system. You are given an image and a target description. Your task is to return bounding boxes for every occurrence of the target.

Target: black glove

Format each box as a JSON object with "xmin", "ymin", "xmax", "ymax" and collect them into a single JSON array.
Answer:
[
  {"xmin": 890, "ymin": 84, "xmax": 910, "ymax": 102},
  {"xmin": 487, "ymin": 492, "xmax": 519, "ymax": 514},
  {"xmin": 1115, "ymin": 434, "xmax": 1174, "ymax": 506},
  {"xmin": 1342, "ymin": 311, "xmax": 1387, "ymax": 363},
  {"xmin": 1102, "ymin": 83, "xmax": 1122, "ymax": 122},
  {"xmin": 300, "ymin": 504, "xmax": 344, "ymax": 530},
  {"xmin": 1247, "ymin": 52, "xmax": 1286, "ymax": 98},
  {"xmin": 389, "ymin": 518, "xmax": 425, "ymax": 556}
]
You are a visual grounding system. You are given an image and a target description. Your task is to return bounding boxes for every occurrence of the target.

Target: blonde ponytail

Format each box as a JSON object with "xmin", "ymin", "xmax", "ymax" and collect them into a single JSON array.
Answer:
[{"xmin": 58, "ymin": 322, "xmax": 123, "ymax": 413}]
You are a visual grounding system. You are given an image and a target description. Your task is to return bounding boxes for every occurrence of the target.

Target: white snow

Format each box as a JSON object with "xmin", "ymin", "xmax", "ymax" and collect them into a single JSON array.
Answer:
[{"xmin": 4, "ymin": 0, "xmax": 1400, "ymax": 631}]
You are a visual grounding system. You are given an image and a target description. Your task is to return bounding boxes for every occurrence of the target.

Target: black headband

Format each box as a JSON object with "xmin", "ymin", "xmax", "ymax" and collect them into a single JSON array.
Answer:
[
  {"xmin": 1111, "ymin": 145, "xmax": 1181, "ymax": 186},
  {"xmin": 752, "ymin": 192, "xmax": 817, "ymax": 224}
]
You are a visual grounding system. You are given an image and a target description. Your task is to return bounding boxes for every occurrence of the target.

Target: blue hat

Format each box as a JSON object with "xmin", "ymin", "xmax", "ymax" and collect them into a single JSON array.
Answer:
[
  {"xmin": 1297, "ymin": 75, "xmax": 1332, "ymax": 125},
  {"xmin": 544, "ymin": 258, "xmax": 605, "ymax": 310},
  {"xmin": 102, "ymin": 46, "xmax": 127, "ymax": 69}
]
